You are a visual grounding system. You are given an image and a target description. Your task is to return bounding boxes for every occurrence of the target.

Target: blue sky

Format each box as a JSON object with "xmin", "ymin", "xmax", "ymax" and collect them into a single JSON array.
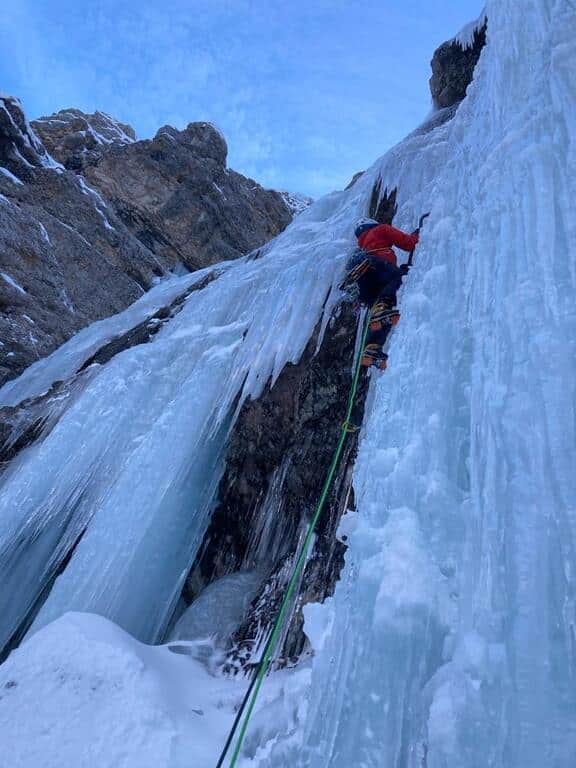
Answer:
[{"xmin": 1, "ymin": 0, "xmax": 482, "ymax": 197}]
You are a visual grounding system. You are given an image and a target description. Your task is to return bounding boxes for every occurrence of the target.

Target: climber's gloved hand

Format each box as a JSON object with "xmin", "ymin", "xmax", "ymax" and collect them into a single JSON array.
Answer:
[{"xmin": 400, "ymin": 264, "xmax": 410, "ymax": 275}]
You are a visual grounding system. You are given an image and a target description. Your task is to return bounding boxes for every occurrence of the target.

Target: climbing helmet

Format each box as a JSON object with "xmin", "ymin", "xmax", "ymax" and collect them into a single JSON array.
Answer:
[{"xmin": 354, "ymin": 217, "xmax": 379, "ymax": 238}]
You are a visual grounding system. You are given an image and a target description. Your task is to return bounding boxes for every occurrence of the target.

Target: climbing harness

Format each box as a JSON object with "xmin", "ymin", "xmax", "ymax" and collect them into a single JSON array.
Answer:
[{"xmin": 215, "ymin": 309, "xmax": 372, "ymax": 768}]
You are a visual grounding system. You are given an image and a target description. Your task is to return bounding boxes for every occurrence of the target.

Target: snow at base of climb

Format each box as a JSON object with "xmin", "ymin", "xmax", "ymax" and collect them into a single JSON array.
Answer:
[{"xmin": 0, "ymin": 612, "xmax": 308, "ymax": 768}]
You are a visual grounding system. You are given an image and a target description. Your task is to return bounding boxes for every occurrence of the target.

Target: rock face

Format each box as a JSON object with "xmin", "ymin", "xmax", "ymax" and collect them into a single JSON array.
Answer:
[
  {"xmin": 430, "ymin": 21, "xmax": 487, "ymax": 109},
  {"xmin": 278, "ymin": 191, "xmax": 313, "ymax": 216},
  {"xmin": 80, "ymin": 121, "xmax": 292, "ymax": 268},
  {"xmin": 0, "ymin": 97, "xmax": 293, "ymax": 387},
  {"xmin": 32, "ymin": 109, "xmax": 136, "ymax": 171},
  {"xmin": 175, "ymin": 180, "xmax": 396, "ymax": 664},
  {"xmin": 0, "ymin": 96, "xmax": 60, "ymax": 181},
  {"xmin": 0, "ymin": 103, "xmax": 159, "ymax": 386}
]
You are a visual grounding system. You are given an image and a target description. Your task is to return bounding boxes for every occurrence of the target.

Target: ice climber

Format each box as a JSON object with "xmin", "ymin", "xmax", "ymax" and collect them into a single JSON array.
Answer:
[{"xmin": 346, "ymin": 218, "xmax": 420, "ymax": 370}]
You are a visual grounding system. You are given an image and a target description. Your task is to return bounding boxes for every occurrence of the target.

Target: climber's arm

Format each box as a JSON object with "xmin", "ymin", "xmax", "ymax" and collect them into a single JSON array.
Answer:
[{"xmin": 380, "ymin": 224, "xmax": 419, "ymax": 253}]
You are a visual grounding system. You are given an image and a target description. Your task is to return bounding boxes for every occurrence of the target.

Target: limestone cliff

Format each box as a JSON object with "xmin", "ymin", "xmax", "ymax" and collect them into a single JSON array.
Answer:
[{"xmin": 1, "ymin": 99, "xmax": 293, "ymax": 386}]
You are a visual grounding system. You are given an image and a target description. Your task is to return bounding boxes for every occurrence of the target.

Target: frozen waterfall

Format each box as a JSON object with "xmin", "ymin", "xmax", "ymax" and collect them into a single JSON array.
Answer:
[{"xmin": 0, "ymin": 0, "xmax": 575, "ymax": 766}]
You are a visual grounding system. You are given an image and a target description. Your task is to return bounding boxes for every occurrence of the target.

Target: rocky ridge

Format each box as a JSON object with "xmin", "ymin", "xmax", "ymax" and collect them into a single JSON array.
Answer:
[
  {"xmin": 31, "ymin": 109, "xmax": 136, "ymax": 172},
  {"xmin": 33, "ymin": 112, "xmax": 296, "ymax": 268},
  {"xmin": 1, "ymin": 98, "xmax": 294, "ymax": 386},
  {"xmin": 429, "ymin": 18, "xmax": 488, "ymax": 109}
]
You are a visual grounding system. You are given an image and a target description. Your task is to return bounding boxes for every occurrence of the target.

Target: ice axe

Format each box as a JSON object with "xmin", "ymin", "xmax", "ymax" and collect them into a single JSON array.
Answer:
[{"xmin": 407, "ymin": 212, "xmax": 430, "ymax": 267}]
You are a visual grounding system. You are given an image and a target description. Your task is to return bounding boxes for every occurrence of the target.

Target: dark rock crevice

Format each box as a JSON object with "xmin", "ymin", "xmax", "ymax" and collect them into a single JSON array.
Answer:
[
  {"xmin": 178, "ymin": 297, "xmax": 369, "ymax": 663},
  {"xmin": 430, "ymin": 21, "xmax": 488, "ymax": 110},
  {"xmin": 175, "ymin": 176, "xmax": 399, "ymax": 665},
  {"xmin": 369, "ymin": 181, "xmax": 398, "ymax": 224}
]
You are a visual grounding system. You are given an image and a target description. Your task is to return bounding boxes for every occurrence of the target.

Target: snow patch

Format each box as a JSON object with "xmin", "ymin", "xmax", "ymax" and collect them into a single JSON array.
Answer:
[
  {"xmin": 96, "ymin": 112, "xmax": 136, "ymax": 144},
  {"xmin": 38, "ymin": 222, "xmax": 52, "ymax": 245},
  {"xmin": 1, "ymin": 272, "xmax": 26, "ymax": 295},
  {"xmin": 371, "ymin": 508, "xmax": 439, "ymax": 632},
  {"xmin": 77, "ymin": 176, "xmax": 116, "ymax": 230},
  {"xmin": 170, "ymin": 571, "xmax": 262, "ymax": 644},
  {"xmin": 0, "ymin": 166, "xmax": 24, "ymax": 185},
  {"xmin": 279, "ymin": 190, "xmax": 314, "ymax": 216},
  {"xmin": 55, "ymin": 219, "xmax": 93, "ymax": 248}
]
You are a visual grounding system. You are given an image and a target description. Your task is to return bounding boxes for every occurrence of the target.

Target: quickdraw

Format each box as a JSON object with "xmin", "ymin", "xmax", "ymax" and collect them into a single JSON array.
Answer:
[{"xmin": 339, "ymin": 257, "xmax": 371, "ymax": 290}]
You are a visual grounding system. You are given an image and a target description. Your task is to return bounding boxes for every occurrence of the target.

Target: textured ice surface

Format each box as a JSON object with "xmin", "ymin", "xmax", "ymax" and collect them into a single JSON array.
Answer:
[
  {"xmin": 453, "ymin": 6, "xmax": 487, "ymax": 48},
  {"xmin": 0, "ymin": 267, "xmax": 215, "ymax": 407},
  {"xmin": 170, "ymin": 572, "xmax": 262, "ymax": 644}
]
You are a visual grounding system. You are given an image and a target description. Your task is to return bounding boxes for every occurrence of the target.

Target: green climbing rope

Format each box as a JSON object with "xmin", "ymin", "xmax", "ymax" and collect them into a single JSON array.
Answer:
[{"xmin": 216, "ymin": 308, "xmax": 372, "ymax": 768}]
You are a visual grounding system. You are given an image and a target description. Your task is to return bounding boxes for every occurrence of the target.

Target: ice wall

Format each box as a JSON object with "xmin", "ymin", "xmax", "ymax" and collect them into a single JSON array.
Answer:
[{"xmin": 259, "ymin": 0, "xmax": 576, "ymax": 766}]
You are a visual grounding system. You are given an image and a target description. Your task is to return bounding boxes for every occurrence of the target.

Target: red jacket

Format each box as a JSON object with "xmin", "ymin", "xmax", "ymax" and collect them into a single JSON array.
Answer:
[{"xmin": 358, "ymin": 224, "xmax": 419, "ymax": 266}]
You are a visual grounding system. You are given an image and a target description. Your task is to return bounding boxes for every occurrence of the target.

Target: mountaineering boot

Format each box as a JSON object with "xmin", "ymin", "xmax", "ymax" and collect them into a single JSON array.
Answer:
[
  {"xmin": 361, "ymin": 344, "xmax": 388, "ymax": 371},
  {"xmin": 370, "ymin": 299, "xmax": 400, "ymax": 332}
]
